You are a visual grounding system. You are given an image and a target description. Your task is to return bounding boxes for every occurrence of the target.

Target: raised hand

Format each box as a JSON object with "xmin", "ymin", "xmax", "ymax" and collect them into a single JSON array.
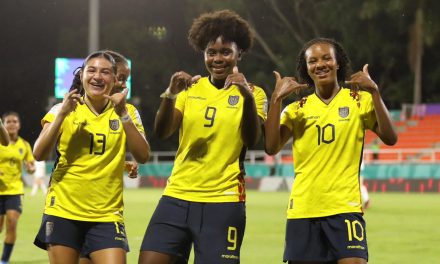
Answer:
[
  {"xmin": 272, "ymin": 71, "xmax": 308, "ymax": 102},
  {"xmin": 346, "ymin": 64, "xmax": 379, "ymax": 94},
  {"xmin": 124, "ymin": 161, "xmax": 138, "ymax": 178},
  {"xmin": 168, "ymin": 71, "xmax": 201, "ymax": 95},
  {"xmin": 59, "ymin": 89, "xmax": 83, "ymax": 116},
  {"xmin": 224, "ymin": 66, "xmax": 253, "ymax": 97},
  {"xmin": 104, "ymin": 88, "xmax": 128, "ymax": 117}
]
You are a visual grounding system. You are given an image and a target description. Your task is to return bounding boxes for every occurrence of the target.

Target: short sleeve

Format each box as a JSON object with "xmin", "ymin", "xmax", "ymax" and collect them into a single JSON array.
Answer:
[
  {"xmin": 253, "ymin": 86, "xmax": 268, "ymax": 121},
  {"xmin": 127, "ymin": 105, "xmax": 146, "ymax": 136},
  {"xmin": 361, "ymin": 92, "xmax": 377, "ymax": 131}
]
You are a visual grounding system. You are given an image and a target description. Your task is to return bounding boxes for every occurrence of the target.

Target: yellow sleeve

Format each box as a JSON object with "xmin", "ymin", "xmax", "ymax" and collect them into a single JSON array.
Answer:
[
  {"xmin": 360, "ymin": 92, "xmax": 377, "ymax": 131},
  {"xmin": 127, "ymin": 104, "xmax": 146, "ymax": 136},
  {"xmin": 280, "ymin": 103, "xmax": 298, "ymax": 131},
  {"xmin": 174, "ymin": 90, "xmax": 187, "ymax": 114},
  {"xmin": 42, "ymin": 103, "xmax": 63, "ymax": 126},
  {"xmin": 253, "ymin": 86, "xmax": 268, "ymax": 121},
  {"xmin": 24, "ymin": 140, "xmax": 35, "ymax": 162}
]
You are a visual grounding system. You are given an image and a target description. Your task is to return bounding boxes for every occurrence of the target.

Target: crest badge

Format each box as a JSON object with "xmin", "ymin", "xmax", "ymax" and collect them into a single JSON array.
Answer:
[
  {"xmin": 339, "ymin": 107, "xmax": 349, "ymax": 118},
  {"xmin": 228, "ymin": 95, "xmax": 239, "ymax": 106},
  {"xmin": 110, "ymin": 119, "xmax": 120, "ymax": 131}
]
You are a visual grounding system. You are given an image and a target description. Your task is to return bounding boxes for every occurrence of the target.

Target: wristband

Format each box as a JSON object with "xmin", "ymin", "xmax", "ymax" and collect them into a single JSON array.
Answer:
[
  {"xmin": 120, "ymin": 114, "xmax": 132, "ymax": 123},
  {"xmin": 160, "ymin": 88, "xmax": 178, "ymax": 100}
]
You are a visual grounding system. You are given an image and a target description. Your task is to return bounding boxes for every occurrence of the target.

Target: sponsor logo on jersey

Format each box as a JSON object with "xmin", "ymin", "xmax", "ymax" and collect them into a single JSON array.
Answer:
[
  {"xmin": 339, "ymin": 107, "xmax": 349, "ymax": 118},
  {"xmin": 228, "ymin": 95, "xmax": 239, "ymax": 106},
  {"xmin": 109, "ymin": 119, "xmax": 120, "ymax": 131}
]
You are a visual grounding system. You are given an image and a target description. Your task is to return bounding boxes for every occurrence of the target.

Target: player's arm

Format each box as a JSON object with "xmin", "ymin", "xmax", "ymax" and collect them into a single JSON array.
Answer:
[
  {"xmin": 0, "ymin": 119, "xmax": 9, "ymax": 146},
  {"xmin": 347, "ymin": 64, "xmax": 398, "ymax": 146},
  {"xmin": 154, "ymin": 71, "xmax": 200, "ymax": 139},
  {"xmin": 122, "ymin": 119, "xmax": 150, "ymax": 164},
  {"xmin": 34, "ymin": 89, "xmax": 82, "ymax": 160},
  {"xmin": 106, "ymin": 89, "xmax": 150, "ymax": 163},
  {"xmin": 225, "ymin": 67, "xmax": 261, "ymax": 147},
  {"xmin": 265, "ymin": 71, "xmax": 307, "ymax": 154}
]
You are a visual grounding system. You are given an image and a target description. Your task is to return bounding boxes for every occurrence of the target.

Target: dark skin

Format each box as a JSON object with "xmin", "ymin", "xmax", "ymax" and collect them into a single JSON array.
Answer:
[
  {"xmin": 266, "ymin": 42, "xmax": 397, "ymax": 264},
  {"xmin": 154, "ymin": 36, "xmax": 261, "ymax": 147},
  {"xmin": 145, "ymin": 36, "xmax": 262, "ymax": 264}
]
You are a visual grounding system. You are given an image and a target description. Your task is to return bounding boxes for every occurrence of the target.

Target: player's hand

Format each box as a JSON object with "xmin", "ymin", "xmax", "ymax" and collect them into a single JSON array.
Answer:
[
  {"xmin": 271, "ymin": 71, "xmax": 308, "ymax": 103},
  {"xmin": 104, "ymin": 88, "xmax": 128, "ymax": 117},
  {"xmin": 346, "ymin": 64, "xmax": 379, "ymax": 94},
  {"xmin": 25, "ymin": 161, "xmax": 36, "ymax": 174},
  {"xmin": 125, "ymin": 161, "xmax": 138, "ymax": 178},
  {"xmin": 59, "ymin": 89, "xmax": 83, "ymax": 116},
  {"xmin": 168, "ymin": 71, "xmax": 201, "ymax": 95},
  {"xmin": 224, "ymin": 66, "xmax": 253, "ymax": 98}
]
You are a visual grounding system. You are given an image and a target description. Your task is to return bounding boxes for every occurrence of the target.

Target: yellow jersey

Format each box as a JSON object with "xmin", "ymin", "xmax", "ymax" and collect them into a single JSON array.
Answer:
[
  {"xmin": 0, "ymin": 137, "xmax": 34, "ymax": 195},
  {"xmin": 43, "ymin": 102, "xmax": 145, "ymax": 222},
  {"xmin": 163, "ymin": 77, "xmax": 267, "ymax": 202},
  {"xmin": 280, "ymin": 88, "xmax": 376, "ymax": 218}
]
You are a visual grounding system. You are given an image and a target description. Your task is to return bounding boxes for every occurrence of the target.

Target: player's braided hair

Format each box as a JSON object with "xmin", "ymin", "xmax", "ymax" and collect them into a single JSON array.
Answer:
[
  {"xmin": 296, "ymin": 38, "xmax": 351, "ymax": 88},
  {"xmin": 188, "ymin": 9, "xmax": 253, "ymax": 52}
]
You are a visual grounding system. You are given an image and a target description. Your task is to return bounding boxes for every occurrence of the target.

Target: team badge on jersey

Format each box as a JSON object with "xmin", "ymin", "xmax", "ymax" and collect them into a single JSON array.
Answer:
[
  {"xmin": 228, "ymin": 95, "xmax": 239, "ymax": 106},
  {"xmin": 19, "ymin": 148, "xmax": 23, "ymax": 154},
  {"xmin": 339, "ymin": 107, "xmax": 349, "ymax": 118},
  {"xmin": 109, "ymin": 119, "xmax": 120, "ymax": 131}
]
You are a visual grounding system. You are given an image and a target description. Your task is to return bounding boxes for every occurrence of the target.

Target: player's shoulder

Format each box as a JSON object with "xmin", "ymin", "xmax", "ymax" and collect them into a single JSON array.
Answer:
[
  {"xmin": 48, "ymin": 103, "xmax": 63, "ymax": 115},
  {"xmin": 17, "ymin": 136, "xmax": 31, "ymax": 146},
  {"xmin": 126, "ymin": 103, "xmax": 137, "ymax": 112},
  {"xmin": 249, "ymin": 83, "xmax": 266, "ymax": 97}
]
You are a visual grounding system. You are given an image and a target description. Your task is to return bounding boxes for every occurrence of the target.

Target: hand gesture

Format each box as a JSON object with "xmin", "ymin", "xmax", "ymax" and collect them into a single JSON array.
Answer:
[
  {"xmin": 124, "ymin": 161, "xmax": 138, "ymax": 178},
  {"xmin": 104, "ymin": 88, "xmax": 128, "ymax": 117},
  {"xmin": 224, "ymin": 66, "xmax": 253, "ymax": 98},
  {"xmin": 59, "ymin": 89, "xmax": 83, "ymax": 116},
  {"xmin": 272, "ymin": 71, "xmax": 308, "ymax": 102},
  {"xmin": 168, "ymin": 71, "xmax": 201, "ymax": 94},
  {"xmin": 346, "ymin": 64, "xmax": 379, "ymax": 94}
]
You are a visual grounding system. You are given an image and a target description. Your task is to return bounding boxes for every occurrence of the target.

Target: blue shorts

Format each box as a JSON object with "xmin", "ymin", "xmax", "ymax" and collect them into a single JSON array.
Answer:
[
  {"xmin": 34, "ymin": 214, "xmax": 129, "ymax": 257},
  {"xmin": 0, "ymin": 195, "xmax": 23, "ymax": 214},
  {"xmin": 284, "ymin": 213, "xmax": 368, "ymax": 263},
  {"xmin": 141, "ymin": 195, "xmax": 246, "ymax": 264}
]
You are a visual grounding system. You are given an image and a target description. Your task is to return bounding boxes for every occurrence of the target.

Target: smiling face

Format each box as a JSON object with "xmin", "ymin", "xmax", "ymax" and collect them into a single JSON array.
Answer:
[
  {"xmin": 204, "ymin": 36, "xmax": 241, "ymax": 83},
  {"xmin": 3, "ymin": 114, "xmax": 20, "ymax": 137},
  {"xmin": 305, "ymin": 42, "xmax": 339, "ymax": 89},
  {"xmin": 81, "ymin": 57, "xmax": 116, "ymax": 100}
]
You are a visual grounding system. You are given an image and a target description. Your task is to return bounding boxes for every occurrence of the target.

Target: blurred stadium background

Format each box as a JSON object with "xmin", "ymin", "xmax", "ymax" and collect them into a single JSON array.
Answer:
[{"xmin": 2, "ymin": 0, "xmax": 439, "ymax": 263}]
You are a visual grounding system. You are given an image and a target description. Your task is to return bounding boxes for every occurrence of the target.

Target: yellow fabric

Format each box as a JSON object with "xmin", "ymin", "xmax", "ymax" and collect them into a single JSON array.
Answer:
[
  {"xmin": 164, "ymin": 77, "xmax": 267, "ymax": 202},
  {"xmin": 0, "ymin": 137, "xmax": 34, "ymax": 195},
  {"xmin": 43, "ymin": 102, "xmax": 145, "ymax": 222},
  {"xmin": 280, "ymin": 88, "xmax": 376, "ymax": 219}
]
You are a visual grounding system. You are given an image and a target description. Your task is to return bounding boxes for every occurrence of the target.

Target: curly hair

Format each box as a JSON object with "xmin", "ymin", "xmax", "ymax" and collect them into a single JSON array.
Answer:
[
  {"xmin": 188, "ymin": 9, "xmax": 253, "ymax": 52},
  {"xmin": 296, "ymin": 38, "xmax": 351, "ymax": 88}
]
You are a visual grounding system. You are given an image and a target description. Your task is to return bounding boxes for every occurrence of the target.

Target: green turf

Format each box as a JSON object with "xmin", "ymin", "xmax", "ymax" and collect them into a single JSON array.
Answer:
[{"xmin": 6, "ymin": 188, "xmax": 440, "ymax": 263}]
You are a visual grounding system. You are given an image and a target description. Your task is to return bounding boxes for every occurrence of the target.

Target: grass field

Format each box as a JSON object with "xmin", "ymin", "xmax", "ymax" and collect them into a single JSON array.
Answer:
[{"xmin": 7, "ymin": 188, "xmax": 440, "ymax": 263}]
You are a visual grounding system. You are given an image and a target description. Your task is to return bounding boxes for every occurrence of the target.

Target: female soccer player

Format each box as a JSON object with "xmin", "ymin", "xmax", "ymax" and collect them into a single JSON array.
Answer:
[
  {"xmin": 265, "ymin": 38, "xmax": 397, "ymax": 263},
  {"xmin": 33, "ymin": 51, "xmax": 150, "ymax": 264},
  {"xmin": 0, "ymin": 112, "xmax": 35, "ymax": 264},
  {"xmin": 139, "ymin": 10, "xmax": 267, "ymax": 264}
]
